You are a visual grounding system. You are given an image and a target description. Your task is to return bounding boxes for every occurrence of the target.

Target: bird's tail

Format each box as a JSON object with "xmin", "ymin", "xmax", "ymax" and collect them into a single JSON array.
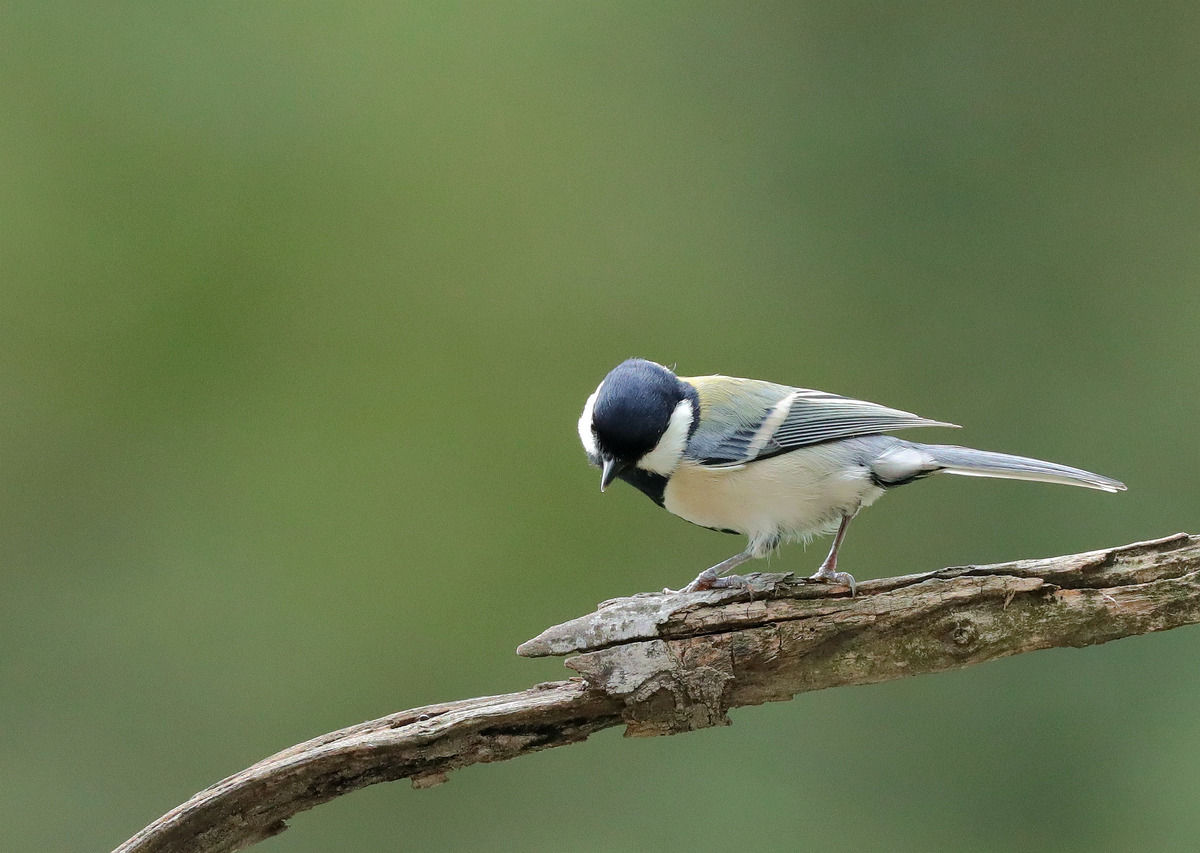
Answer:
[{"xmin": 922, "ymin": 444, "xmax": 1126, "ymax": 493}]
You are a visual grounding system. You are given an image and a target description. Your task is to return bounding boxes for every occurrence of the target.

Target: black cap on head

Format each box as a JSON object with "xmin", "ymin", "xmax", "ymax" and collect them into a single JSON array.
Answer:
[{"xmin": 591, "ymin": 359, "xmax": 686, "ymax": 463}]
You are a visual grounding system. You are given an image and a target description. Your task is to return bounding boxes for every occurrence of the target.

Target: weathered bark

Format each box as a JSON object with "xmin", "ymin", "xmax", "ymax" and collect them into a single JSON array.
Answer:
[
  {"xmin": 116, "ymin": 534, "xmax": 1200, "ymax": 853},
  {"xmin": 115, "ymin": 682, "xmax": 622, "ymax": 853}
]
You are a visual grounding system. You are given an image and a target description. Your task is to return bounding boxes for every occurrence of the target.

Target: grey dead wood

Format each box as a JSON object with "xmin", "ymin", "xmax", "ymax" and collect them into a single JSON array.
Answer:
[{"xmin": 116, "ymin": 533, "xmax": 1200, "ymax": 853}]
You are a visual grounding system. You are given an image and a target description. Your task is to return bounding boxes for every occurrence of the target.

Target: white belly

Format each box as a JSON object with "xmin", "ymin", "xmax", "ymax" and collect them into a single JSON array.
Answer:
[{"xmin": 662, "ymin": 445, "xmax": 885, "ymax": 555}]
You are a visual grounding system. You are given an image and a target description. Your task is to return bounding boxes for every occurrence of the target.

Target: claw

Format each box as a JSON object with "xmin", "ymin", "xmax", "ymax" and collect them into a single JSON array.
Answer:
[
  {"xmin": 681, "ymin": 548, "xmax": 755, "ymax": 593},
  {"xmin": 677, "ymin": 570, "xmax": 755, "ymax": 598},
  {"xmin": 807, "ymin": 514, "xmax": 856, "ymax": 595},
  {"xmin": 681, "ymin": 567, "xmax": 720, "ymax": 593},
  {"xmin": 808, "ymin": 565, "xmax": 857, "ymax": 596}
]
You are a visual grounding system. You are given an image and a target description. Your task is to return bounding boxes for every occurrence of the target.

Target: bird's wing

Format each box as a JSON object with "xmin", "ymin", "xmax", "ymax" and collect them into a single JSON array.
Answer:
[{"xmin": 682, "ymin": 375, "xmax": 959, "ymax": 466}]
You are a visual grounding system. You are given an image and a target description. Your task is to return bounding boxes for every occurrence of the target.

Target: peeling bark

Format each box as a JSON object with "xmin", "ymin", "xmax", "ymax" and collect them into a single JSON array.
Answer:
[{"xmin": 116, "ymin": 534, "xmax": 1200, "ymax": 853}]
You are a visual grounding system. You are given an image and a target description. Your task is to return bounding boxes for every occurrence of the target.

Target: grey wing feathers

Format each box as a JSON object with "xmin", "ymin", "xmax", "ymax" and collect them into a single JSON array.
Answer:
[
  {"xmin": 683, "ymin": 376, "xmax": 958, "ymax": 466},
  {"xmin": 766, "ymin": 390, "xmax": 958, "ymax": 454}
]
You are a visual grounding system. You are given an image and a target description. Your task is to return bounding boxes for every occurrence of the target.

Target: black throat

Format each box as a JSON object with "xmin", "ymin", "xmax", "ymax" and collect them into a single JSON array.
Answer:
[{"xmin": 615, "ymin": 467, "xmax": 668, "ymax": 506}]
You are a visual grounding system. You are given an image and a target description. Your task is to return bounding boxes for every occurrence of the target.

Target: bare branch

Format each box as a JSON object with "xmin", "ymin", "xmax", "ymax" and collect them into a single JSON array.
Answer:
[
  {"xmin": 116, "ymin": 534, "xmax": 1200, "ymax": 853},
  {"xmin": 115, "ymin": 682, "xmax": 622, "ymax": 853}
]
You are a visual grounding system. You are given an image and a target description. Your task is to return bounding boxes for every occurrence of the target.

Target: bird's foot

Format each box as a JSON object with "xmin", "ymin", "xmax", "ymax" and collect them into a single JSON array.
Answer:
[
  {"xmin": 679, "ymin": 567, "xmax": 718, "ymax": 593},
  {"xmin": 676, "ymin": 567, "xmax": 752, "ymax": 594},
  {"xmin": 808, "ymin": 564, "xmax": 857, "ymax": 596}
]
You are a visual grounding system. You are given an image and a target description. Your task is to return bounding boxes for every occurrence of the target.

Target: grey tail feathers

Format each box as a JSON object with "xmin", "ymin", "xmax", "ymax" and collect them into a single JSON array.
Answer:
[{"xmin": 923, "ymin": 444, "xmax": 1126, "ymax": 493}]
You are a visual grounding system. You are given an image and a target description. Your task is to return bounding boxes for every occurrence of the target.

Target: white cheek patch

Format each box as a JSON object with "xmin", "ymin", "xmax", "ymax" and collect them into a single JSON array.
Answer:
[
  {"xmin": 637, "ymin": 399, "xmax": 693, "ymax": 476},
  {"xmin": 577, "ymin": 387, "xmax": 600, "ymax": 459}
]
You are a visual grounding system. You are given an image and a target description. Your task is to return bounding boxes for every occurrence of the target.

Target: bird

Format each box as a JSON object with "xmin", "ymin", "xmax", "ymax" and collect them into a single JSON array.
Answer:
[{"xmin": 577, "ymin": 358, "xmax": 1125, "ymax": 595}]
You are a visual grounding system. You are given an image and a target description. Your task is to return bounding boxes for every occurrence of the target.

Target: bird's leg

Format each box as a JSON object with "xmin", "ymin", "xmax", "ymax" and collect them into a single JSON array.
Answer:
[
  {"xmin": 679, "ymin": 549, "xmax": 754, "ymax": 593},
  {"xmin": 808, "ymin": 514, "xmax": 857, "ymax": 595}
]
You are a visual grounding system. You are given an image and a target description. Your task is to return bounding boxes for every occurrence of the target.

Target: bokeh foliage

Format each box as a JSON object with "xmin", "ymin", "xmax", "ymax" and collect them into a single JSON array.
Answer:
[{"xmin": 2, "ymin": 3, "xmax": 1197, "ymax": 851}]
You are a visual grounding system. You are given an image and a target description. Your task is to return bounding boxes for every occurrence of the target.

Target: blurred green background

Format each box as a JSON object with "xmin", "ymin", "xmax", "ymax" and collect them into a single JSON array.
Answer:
[{"xmin": 2, "ymin": 3, "xmax": 1197, "ymax": 851}]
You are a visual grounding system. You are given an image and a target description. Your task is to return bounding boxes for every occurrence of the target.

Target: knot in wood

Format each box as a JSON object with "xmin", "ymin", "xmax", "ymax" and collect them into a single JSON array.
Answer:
[
  {"xmin": 950, "ymin": 619, "xmax": 978, "ymax": 648},
  {"xmin": 566, "ymin": 638, "xmax": 735, "ymax": 737}
]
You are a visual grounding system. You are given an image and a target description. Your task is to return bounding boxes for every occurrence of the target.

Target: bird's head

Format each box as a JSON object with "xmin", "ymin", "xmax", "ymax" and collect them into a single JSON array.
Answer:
[{"xmin": 577, "ymin": 359, "xmax": 697, "ymax": 491}]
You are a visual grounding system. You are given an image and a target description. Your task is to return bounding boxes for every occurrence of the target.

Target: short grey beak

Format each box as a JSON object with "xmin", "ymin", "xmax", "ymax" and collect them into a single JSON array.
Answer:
[{"xmin": 600, "ymin": 456, "xmax": 625, "ymax": 492}]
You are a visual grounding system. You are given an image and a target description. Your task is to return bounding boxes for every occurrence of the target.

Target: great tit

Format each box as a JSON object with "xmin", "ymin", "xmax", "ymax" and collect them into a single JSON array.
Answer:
[{"xmin": 577, "ymin": 358, "xmax": 1125, "ymax": 594}]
